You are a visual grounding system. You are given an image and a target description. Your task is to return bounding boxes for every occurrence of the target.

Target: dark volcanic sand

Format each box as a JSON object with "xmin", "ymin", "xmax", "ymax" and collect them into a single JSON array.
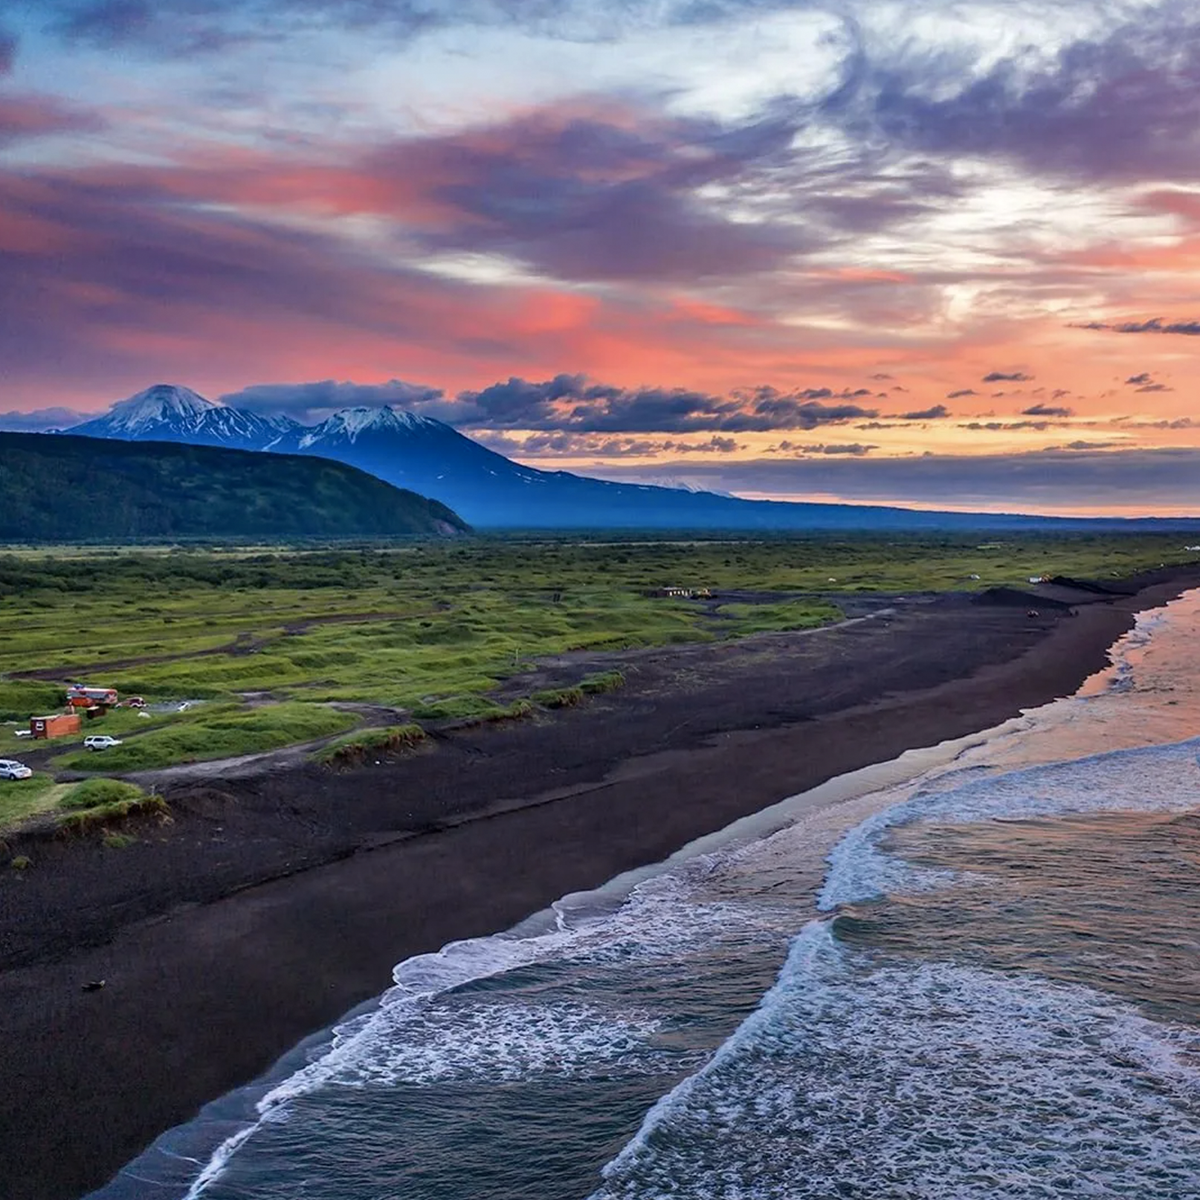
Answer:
[{"xmin": 2, "ymin": 572, "xmax": 1197, "ymax": 1200}]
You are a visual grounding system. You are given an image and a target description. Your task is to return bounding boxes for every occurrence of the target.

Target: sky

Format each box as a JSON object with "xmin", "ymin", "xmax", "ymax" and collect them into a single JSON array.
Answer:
[{"xmin": 1, "ymin": 0, "xmax": 1199, "ymax": 515}]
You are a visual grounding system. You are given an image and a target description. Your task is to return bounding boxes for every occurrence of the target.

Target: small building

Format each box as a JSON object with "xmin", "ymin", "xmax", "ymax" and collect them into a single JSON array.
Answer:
[
  {"xmin": 649, "ymin": 586, "xmax": 710, "ymax": 599},
  {"xmin": 31, "ymin": 713, "xmax": 82, "ymax": 739}
]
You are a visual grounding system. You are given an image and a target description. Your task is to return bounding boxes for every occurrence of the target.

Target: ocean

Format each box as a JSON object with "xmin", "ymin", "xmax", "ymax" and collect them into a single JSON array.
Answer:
[{"xmin": 93, "ymin": 592, "xmax": 1200, "ymax": 1199}]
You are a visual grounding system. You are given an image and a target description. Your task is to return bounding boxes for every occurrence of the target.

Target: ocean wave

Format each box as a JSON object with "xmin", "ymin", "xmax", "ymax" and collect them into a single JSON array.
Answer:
[
  {"xmin": 819, "ymin": 736, "xmax": 1200, "ymax": 910},
  {"xmin": 593, "ymin": 922, "xmax": 1200, "ymax": 1199}
]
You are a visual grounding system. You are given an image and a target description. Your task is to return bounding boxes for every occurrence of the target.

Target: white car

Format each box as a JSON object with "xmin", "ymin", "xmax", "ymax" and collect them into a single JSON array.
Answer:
[
  {"xmin": 0, "ymin": 759, "xmax": 33, "ymax": 780},
  {"xmin": 83, "ymin": 735, "xmax": 124, "ymax": 751}
]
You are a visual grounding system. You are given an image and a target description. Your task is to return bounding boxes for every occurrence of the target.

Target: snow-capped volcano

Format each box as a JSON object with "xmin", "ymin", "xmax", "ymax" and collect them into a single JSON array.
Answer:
[
  {"xmin": 54, "ymin": 382, "xmax": 1076, "ymax": 530},
  {"xmin": 57, "ymin": 383, "xmax": 792, "ymax": 525},
  {"xmin": 70, "ymin": 384, "xmax": 300, "ymax": 448},
  {"xmin": 296, "ymin": 405, "xmax": 444, "ymax": 448},
  {"xmin": 82, "ymin": 384, "xmax": 214, "ymax": 435}
]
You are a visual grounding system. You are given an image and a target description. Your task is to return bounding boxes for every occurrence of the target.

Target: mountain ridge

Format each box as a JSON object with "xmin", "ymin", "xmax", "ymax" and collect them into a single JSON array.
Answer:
[
  {"xmin": 0, "ymin": 431, "xmax": 470, "ymax": 541},
  {"xmin": 52, "ymin": 385, "xmax": 1200, "ymax": 531}
]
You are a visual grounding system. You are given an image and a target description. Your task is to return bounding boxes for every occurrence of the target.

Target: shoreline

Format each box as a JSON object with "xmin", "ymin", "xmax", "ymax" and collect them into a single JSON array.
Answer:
[{"xmin": 2, "ymin": 570, "xmax": 1198, "ymax": 1200}]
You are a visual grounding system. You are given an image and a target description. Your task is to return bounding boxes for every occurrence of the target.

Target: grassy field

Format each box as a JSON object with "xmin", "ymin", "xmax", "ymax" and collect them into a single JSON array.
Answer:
[
  {"xmin": 0, "ymin": 533, "xmax": 1192, "ymax": 819},
  {"xmin": 52, "ymin": 702, "xmax": 357, "ymax": 772},
  {"xmin": 0, "ymin": 775, "xmax": 69, "ymax": 831}
]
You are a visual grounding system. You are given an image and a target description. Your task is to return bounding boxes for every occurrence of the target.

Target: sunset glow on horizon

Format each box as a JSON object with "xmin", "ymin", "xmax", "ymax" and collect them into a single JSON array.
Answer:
[{"xmin": 2, "ymin": 0, "xmax": 1199, "ymax": 514}]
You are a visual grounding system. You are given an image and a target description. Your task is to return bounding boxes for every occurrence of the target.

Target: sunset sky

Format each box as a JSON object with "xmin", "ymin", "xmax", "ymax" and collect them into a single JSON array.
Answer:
[{"xmin": 2, "ymin": 0, "xmax": 1199, "ymax": 514}]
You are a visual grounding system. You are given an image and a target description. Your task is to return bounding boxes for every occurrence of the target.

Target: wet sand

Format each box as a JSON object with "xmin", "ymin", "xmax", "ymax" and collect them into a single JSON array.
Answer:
[{"xmin": 1, "ymin": 572, "xmax": 1196, "ymax": 1200}]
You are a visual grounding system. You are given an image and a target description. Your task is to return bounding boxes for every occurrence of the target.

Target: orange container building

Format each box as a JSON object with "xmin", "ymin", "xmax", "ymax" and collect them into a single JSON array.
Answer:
[{"xmin": 31, "ymin": 713, "xmax": 82, "ymax": 739}]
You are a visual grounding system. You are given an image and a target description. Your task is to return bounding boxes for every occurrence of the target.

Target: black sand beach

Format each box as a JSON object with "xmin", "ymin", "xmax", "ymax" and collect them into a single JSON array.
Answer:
[{"xmin": 2, "ymin": 571, "xmax": 1197, "ymax": 1200}]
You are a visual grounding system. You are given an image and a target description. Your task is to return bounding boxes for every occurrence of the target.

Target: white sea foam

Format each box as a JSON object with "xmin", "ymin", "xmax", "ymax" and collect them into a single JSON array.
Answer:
[
  {"xmin": 181, "ymin": 862, "xmax": 788, "ymax": 1193},
  {"xmin": 261, "ymin": 869, "xmax": 783, "ymax": 1109},
  {"xmin": 178, "ymin": 589, "xmax": 1200, "ymax": 1197},
  {"xmin": 296, "ymin": 999, "xmax": 692, "ymax": 1088},
  {"xmin": 819, "ymin": 736, "xmax": 1200, "ymax": 910},
  {"xmin": 593, "ymin": 923, "xmax": 1200, "ymax": 1199}
]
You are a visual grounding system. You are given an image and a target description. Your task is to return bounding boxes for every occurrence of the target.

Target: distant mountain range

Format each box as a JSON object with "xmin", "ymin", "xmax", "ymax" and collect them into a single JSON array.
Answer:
[
  {"xmin": 0, "ymin": 430, "xmax": 469, "ymax": 541},
  {"xmin": 49, "ymin": 384, "xmax": 1200, "ymax": 531}
]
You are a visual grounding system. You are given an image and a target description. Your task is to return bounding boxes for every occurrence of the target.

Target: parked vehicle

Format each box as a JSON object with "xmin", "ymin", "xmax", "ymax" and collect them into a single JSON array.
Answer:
[
  {"xmin": 122, "ymin": 696, "xmax": 147, "ymax": 709},
  {"xmin": 0, "ymin": 759, "xmax": 33, "ymax": 780},
  {"xmin": 83, "ymin": 735, "xmax": 124, "ymax": 751},
  {"xmin": 13, "ymin": 729, "xmax": 31, "ymax": 738}
]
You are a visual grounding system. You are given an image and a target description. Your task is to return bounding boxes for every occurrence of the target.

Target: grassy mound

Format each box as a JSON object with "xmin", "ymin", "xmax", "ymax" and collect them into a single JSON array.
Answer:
[
  {"xmin": 57, "ymin": 778, "xmax": 168, "ymax": 833},
  {"xmin": 62, "ymin": 778, "xmax": 146, "ymax": 809},
  {"xmin": 318, "ymin": 723, "xmax": 428, "ymax": 766}
]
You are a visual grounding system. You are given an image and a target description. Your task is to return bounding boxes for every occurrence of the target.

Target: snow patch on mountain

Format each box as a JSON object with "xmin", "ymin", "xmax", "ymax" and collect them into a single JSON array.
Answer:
[
  {"xmin": 70, "ymin": 385, "xmax": 302, "ymax": 447},
  {"xmin": 298, "ymin": 406, "xmax": 444, "ymax": 447},
  {"xmin": 101, "ymin": 384, "xmax": 215, "ymax": 433}
]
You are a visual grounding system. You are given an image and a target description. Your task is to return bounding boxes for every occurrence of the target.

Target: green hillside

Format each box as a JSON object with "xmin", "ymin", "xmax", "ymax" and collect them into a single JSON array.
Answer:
[{"xmin": 0, "ymin": 433, "xmax": 470, "ymax": 541}]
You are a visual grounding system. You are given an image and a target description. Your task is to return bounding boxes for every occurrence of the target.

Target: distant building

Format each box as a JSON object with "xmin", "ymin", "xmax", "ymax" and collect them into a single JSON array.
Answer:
[
  {"xmin": 31, "ymin": 713, "xmax": 82, "ymax": 739},
  {"xmin": 649, "ymin": 586, "xmax": 711, "ymax": 599}
]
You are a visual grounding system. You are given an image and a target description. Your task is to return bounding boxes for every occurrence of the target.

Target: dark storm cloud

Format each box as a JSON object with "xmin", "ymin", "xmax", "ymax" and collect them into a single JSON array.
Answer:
[
  {"xmin": 774, "ymin": 441, "xmax": 877, "ymax": 456},
  {"xmin": 55, "ymin": 0, "xmax": 153, "ymax": 43},
  {"xmin": 890, "ymin": 404, "xmax": 949, "ymax": 420},
  {"xmin": 1121, "ymin": 417, "xmax": 1196, "ymax": 430},
  {"xmin": 1079, "ymin": 318, "xmax": 1200, "ymax": 336},
  {"xmin": 0, "ymin": 93, "xmax": 101, "ymax": 146},
  {"xmin": 0, "ymin": 28, "xmax": 17, "ymax": 73},
  {"xmin": 983, "ymin": 371, "xmax": 1033, "ymax": 383},
  {"xmin": 48, "ymin": 0, "xmax": 255, "ymax": 53},
  {"xmin": 367, "ymin": 109, "xmax": 828, "ymax": 284},
  {"xmin": 452, "ymin": 376, "xmax": 878, "ymax": 433},
  {"xmin": 0, "ymin": 406, "xmax": 88, "ymax": 431},
  {"xmin": 40, "ymin": 0, "xmax": 1200, "ymax": 197},
  {"xmin": 961, "ymin": 421, "xmax": 1057, "ymax": 432},
  {"xmin": 475, "ymin": 430, "xmax": 742, "ymax": 458},
  {"xmin": 34, "ymin": 0, "xmax": 859, "ymax": 62},
  {"xmin": 35, "ymin": 1, "xmax": 845, "ymax": 53},
  {"xmin": 828, "ymin": 2, "xmax": 1200, "ymax": 183},
  {"xmin": 598, "ymin": 448, "xmax": 1200, "ymax": 512},
  {"xmin": 1022, "ymin": 403, "xmax": 1073, "ymax": 418},
  {"xmin": 227, "ymin": 371, "xmax": 880, "ymax": 433},
  {"xmin": 0, "ymin": 168, "xmax": 517, "ymax": 392},
  {"xmin": 1126, "ymin": 374, "xmax": 1174, "ymax": 392}
]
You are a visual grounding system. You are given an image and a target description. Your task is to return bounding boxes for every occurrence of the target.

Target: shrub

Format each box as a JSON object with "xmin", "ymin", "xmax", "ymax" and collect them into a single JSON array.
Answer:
[
  {"xmin": 10, "ymin": 854, "xmax": 31, "ymax": 870},
  {"xmin": 102, "ymin": 832, "xmax": 137, "ymax": 849},
  {"xmin": 579, "ymin": 670, "xmax": 626, "ymax": 695},
  {"xmin": 532, "ymin": 686, "xmax": 584, "ymax": 709}
]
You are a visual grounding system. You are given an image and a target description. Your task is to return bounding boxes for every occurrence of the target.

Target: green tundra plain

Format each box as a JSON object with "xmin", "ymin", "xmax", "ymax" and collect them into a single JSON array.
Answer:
[{"xmin": 0, "ymin": 532, "xmax": 1193, "ymax": 832}]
